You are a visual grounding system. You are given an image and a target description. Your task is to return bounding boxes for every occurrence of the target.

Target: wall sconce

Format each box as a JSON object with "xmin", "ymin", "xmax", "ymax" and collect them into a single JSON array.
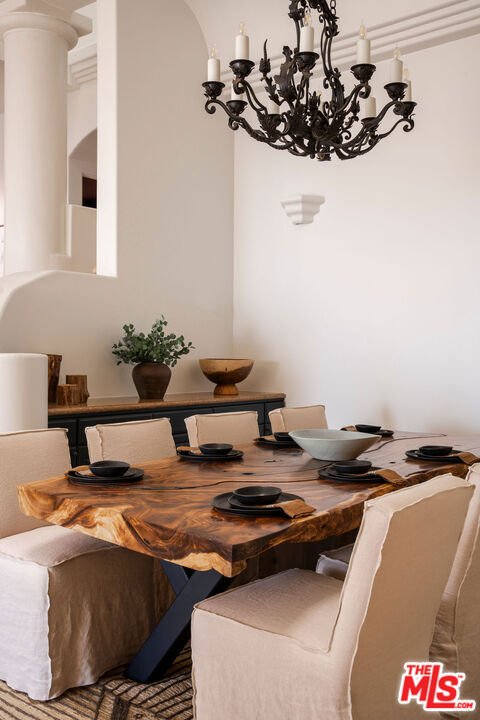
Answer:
[{"xmin": 280, "ymin": 195, "xmax": 325, "ymax": 225}]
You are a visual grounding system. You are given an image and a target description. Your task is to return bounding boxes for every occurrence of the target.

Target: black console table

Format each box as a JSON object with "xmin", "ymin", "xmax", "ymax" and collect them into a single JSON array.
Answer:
[{"xmin": 48, "ymin": 391, "xmax": 286, "ymax": 465}]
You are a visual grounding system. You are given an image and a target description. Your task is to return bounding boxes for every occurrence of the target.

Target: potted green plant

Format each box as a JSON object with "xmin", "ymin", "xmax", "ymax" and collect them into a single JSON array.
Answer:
[{"xmin": 112, "ymin": 318, "xmax": 194, "ymax": 399}]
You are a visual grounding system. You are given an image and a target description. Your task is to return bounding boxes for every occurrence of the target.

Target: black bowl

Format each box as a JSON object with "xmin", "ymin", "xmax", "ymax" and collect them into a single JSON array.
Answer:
[
  {"xmin": 355, "ymin": 424, "xmax": 382, "ymax": 434},
  {"xmin": 199, "ymin": 443, "xmax": 234, "ymax": 456},
  {"xmin": 419, "ymin": 445, "xmax": 453, "ymax": 457},
  {"xmin": 233, "ymin": 486, "xmax": 282, "ymax": 506},
  {"xmin": 89, "ymin": 460, "xmax": 130, "ymax": 477},
  {"xmin": 274, "ymin": 432, "xmax": 292, "ymax": 442},
  {"xmin": 333, "ymin": 460, "xmax": 372, "ymax": 475}
]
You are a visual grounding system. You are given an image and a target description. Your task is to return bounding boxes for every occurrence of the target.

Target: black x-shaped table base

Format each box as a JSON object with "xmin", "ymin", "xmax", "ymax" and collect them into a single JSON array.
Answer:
[{"xmin": 126, "ymin": 559, "xmax": 233, "ymax": 683}]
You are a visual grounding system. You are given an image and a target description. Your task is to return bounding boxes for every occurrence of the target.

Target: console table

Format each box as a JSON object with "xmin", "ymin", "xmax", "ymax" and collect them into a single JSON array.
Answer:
[{"xmin": 48, "ymin": 391, "xmax": 286, "ymax": 465}]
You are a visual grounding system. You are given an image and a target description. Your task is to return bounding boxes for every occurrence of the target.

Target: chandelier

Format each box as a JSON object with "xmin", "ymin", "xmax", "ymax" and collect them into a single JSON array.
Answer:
[{"xmin": 202, "ymin": 0, "xmax": 416, "ymax": 162}]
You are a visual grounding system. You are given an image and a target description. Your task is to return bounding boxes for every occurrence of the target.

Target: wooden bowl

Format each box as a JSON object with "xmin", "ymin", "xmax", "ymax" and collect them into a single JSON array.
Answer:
[{"xmin": 199, "ymin": 358, "xmax": 254, "ymax": 396}]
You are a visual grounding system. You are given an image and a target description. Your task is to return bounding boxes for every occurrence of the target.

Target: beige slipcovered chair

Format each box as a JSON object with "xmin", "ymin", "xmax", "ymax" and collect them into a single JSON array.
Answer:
[
  {"xmin": 0, "ymin": 428, "xmax": 157, "ymax": 701},
  {"xmin": 185, "ymin": 411, "xmax": 259, "ymax": 446},
  {"xmin": 318, "ymin": 464, "xmax": 480, "ymax": 717},
  {"xmin": 429, "ymin": 464, "xmax": 480, "ymax": 717},
  {"xmin": 86, "ymin": 416, "xmax": 176, "ymax": 463},
  {"xmin": 192, "ymin": 474, "xmax": 472, "ymax": 720},
  {"xmin": 269, "ymin": 403, "xmax": 328, "ymax": 433}
]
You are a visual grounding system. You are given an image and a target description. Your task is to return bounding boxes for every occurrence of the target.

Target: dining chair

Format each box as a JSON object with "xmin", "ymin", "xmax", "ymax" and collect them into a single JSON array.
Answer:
[
  {"xmin": 85, "ymin": 416, "xmax": 176, "ymax": 464},
  {"xmin": 192, "ymin": 474, "xmax": 472, "ymax": 720},
  {"xmin": 269, "ymin": 404, "xmax": 328, "ymax": 433},
  {"xmin": 429, "ymin": 464, "xmax": 480, "ymax": 715},
  {"xmin": 0, "ymin": 428, "xmax": 158, "ymax": 701},
  {"xmin": 185, "ymin": 411, "xmax": 259, "ymax": 446}
]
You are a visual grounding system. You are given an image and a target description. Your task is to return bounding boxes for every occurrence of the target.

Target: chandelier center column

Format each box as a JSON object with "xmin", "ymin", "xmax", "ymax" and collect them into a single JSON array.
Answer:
[{"xmin": 0, "ymin": 6, "xmax": 91, "ymax": 274}]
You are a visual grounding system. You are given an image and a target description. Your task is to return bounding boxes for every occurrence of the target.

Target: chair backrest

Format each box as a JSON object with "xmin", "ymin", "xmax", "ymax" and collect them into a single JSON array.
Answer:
[
  {"xmin": 329, "ymin": 474, "xmax": 472, "ymax": 719},
  {"xmin": 269, "ymin": 405, "xmax": 328, "ymax": 433},
  {"xmin": 0, "ymin": 428, "xmax": 72, "ymax": 539},
  {"xmin": 430, "ymin": 464, "xmax": 480, "ymax": 707},
  {"xmin": 185, "ymin": 411, "xmax": 259, "ymax": 446},
  {"xmin": 85, "ymin": 418, "xmax": 176, "ymax": 464}
]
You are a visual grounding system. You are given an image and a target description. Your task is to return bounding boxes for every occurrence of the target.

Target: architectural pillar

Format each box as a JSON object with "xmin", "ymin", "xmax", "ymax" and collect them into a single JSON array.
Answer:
[{"xmin": 0, "ymin": 2, "xmax": 91, "ymax": 274}]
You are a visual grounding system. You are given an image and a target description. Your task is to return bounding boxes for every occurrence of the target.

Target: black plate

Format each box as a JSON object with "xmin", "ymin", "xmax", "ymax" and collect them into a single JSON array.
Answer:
[
  {"xmin": 213, "ymin": 492, "xmax": 302, "ymax": 516},
  {"xmin": 255, "ymin": 437, "xmax": 298, "ymax": 448},
  {"xmin": 177, "ymin": 449, "xmax": 244, "ymax": 462},
  {"xmin": 406, "ymin": 449, "xmax": 463, "ymax": 464},
  {"xmin": 319, "ymin": 468, "xmax": 382, "ymax": 483},
  {"xmin": 67, "ymin": 468, "xmax": 144, "ymax": 485},
  {"xmin": 377, "ymin": 429, "xmax": 394, "ymax": 438}
]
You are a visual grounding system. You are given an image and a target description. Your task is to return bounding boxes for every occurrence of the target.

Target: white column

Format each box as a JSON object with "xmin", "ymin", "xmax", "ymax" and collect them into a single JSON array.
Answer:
[
  {"xmin": 0, "ymin": 9, "xmax": 88, "ymax": 274},
  {"xmin": 0, "ymin": 354, "xmax": 48, "ymax": 432}
]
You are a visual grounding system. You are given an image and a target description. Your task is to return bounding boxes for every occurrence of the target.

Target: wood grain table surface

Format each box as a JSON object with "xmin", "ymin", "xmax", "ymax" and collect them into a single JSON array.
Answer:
[{"xmin": 18, "ymin": 431, "xmax": 479, "ymax": 577}]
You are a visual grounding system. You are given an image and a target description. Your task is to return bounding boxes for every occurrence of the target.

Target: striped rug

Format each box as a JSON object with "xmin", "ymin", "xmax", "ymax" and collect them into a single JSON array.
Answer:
[{"xmin": 0, "ymin": 647, "xmax": 193, "ymax": 720}]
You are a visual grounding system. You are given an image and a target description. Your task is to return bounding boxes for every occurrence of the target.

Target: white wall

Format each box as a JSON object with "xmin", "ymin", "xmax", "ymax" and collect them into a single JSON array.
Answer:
[
  {"xmin": 0, "ymin": 0, "xmax": 234, "ymax": 397},
  {"xmin": 233, "ymin": 35, "xmax": 480, "ymax": 433}
]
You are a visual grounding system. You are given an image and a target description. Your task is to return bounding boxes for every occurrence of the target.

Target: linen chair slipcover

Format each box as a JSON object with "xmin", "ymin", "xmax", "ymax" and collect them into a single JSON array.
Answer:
[
  {"xmin": 192, "ymin": 474, "xmax": 472, "ymax": 720},
  {"xmin": 317, "ymin": 465, "xmax": 480, "ymax": 718},
  {"xmin": 430, "ymin": 464, "xmax": 480, "ymax": 718},
  {"xmin": 85, "ymin": 416, "xmax": 176, "ymax": 464},
  {"xmin": 0, "ymin": 428, "xmax": 157, "ymax": 701},
  {"xmin": 185, "ymin": 411, "xmax": 259, "ymax": 446},
  {"xmin": 269, "ymin": 404, "xmax": 328, "ymax": 433}
]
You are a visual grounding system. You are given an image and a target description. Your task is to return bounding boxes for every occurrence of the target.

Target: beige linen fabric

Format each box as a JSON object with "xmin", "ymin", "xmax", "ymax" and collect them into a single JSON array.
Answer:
[
  {"xmin": 86, "ymin": 417, "xmax": 176, "ymax": 464},
  {"xmin": 185, "ymin": 411, "xmax": 259, "ymax": 446},
  {"xmin": 0, "ymin": 429, "xmax": 158, "ymax": 701},
  {"xmin": 430, "ymin": 464, "xmax": 480, "ymax": 717},
  {"xmin": 316, "ymin": 543, "xmax": 353, "ymax": 581},
  {"xmin": 269, "ymin": 404, "xmax": 328, "ymax": 433},
  {"xmin": 0, "ymin": 528, "xmax": 156, "ymax": 701},
  {"xmin": 192, "ymin": 474, "xmax": 471, "ymax": 720},
  {"xmin": 0, "ymin": 428, "xmax": 71, "ymax": 539}
]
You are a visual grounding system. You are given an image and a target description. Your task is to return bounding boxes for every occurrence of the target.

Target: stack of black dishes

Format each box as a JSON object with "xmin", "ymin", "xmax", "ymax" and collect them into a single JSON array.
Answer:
[
  {"xmin": 212, "ymin": 485, "xmax": 302, "ymax": 517},
  {"xmin": 406, "ymin": 445, "xmax": 463, "ymax": 463},
  {"xmin": 177, "ymin": 443, "xmax": 244, "ymax": 462},
  {"xmin": 67, "ymin": 461, "xmax": 145, "ymax": 485},
  {"xmin": 256, "ymin": 432, "xmax": 298, "ymax": 448},
  {"xmin": 355, "ymin": 424, "xmax": 394, "ymax": 438},
  {"xmin": 319, "ymin": 459, "xmax": 382, "ymax": 483}
]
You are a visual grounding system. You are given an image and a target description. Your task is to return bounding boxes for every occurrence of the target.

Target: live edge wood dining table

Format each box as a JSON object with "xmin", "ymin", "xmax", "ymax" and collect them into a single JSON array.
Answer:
[{"xmin": 17, "ymin": 431, "xmax": 480, "ymax": 684}]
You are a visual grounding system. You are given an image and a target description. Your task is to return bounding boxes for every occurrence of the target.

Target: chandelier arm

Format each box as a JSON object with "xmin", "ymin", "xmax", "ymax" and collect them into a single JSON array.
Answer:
[
  {"xmin": 237, "ymin": 79, "xmax": 267, "ymax": 114},
  {"xmin": 216, "ymin": 102, "xmax": 298, "ymax": 151},
  {"xmin": 333, "ymin": 82, "xmax": 368, "ymax": 119}
]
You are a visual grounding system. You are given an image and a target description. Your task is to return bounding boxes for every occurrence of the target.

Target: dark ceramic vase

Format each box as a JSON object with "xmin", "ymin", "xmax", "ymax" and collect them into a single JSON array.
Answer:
[{"xmin": 132, "ymin": 362, "xmax": 172, "ymax": 400}]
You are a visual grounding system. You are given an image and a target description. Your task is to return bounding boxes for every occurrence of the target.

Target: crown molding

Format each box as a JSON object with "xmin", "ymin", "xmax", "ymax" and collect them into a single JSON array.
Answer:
[
  {"xmin": 68, "ymin": 44, "xmax": 97, "ymax": 88},
  {"xmin": 66, "ymin": 0, "xmax": 480, "ymax": 92},
  {"xmin": 220, "ymin": 0, "xmax": 480, "ymax": 90}
]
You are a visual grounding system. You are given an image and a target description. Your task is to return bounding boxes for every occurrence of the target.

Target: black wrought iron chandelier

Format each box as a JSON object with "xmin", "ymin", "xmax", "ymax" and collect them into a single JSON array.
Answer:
[{"xmin": 202, "ymin": 0, "xmax": 416, "ymax": 162}]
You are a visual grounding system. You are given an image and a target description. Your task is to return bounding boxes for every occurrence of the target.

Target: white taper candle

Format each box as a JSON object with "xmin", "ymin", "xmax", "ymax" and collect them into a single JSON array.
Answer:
[
  {"xmin": 403, "ymin": 68, "xmax": 412, "ymax": 101},
  {"xmin": 300, "ymin": 11, "xmax": 315, "ymax": 52},
  {"xmin": 356, "ymin": 23, "xmax": 371, "ymax": 64},
  {"xmin": 235, "ymin": 22, "xmax": 250, "ymax": 60},
  {"xmin": 362, "ymin": 96, "xmax": 377, "ymax": 118},
  {"xmin": 231, "ymin": 83, "xmax": 245, "ymax": 102},
  {"xmin": 207, "ymin": 45, "xmax": 220, "ymax": 82},
  {"xmin": 390, "ymin": 45, "xmax": 403, "ymax": 83}
]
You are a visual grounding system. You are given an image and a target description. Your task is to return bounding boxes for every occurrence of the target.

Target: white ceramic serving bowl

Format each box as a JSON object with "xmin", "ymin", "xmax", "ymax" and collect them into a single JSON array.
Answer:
[{"xmin": 289, "ymin": 429, "xmax": 378, "ymax": 461}]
